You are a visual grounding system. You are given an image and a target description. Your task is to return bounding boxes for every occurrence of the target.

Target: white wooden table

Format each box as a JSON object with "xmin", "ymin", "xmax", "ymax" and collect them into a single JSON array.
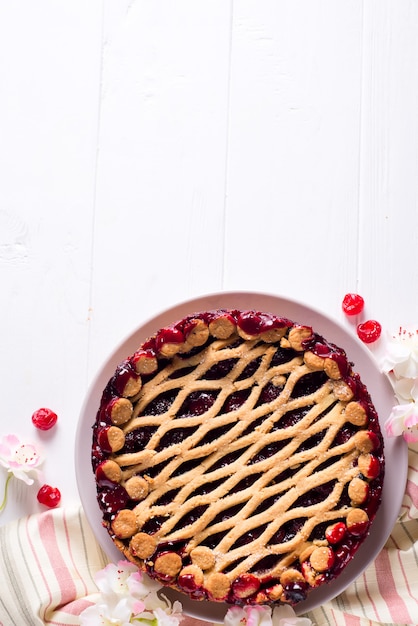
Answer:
[{"xmin": 1, "ymin": 0, "xmax": 417, "ymax": 530}]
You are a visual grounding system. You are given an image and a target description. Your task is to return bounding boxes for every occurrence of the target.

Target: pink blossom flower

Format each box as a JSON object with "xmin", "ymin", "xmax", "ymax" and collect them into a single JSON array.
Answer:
[
  {"xmin": 79, "ymin": 597, "xmax": 133, "ymax": 626},
  {"xmin": 224, "ymin": 605, "xmax": 312, "ymax": 626},
  {"xmin": 385, "ymin": 403, "xmax": 418, "ymax": 443},
  {"xmin": 381, "ymin": 327, "xmax": 418, "ymax": 379},
  {"xmin": 80, "ymin": 560, "xmax": 183, "ymax": 626},
  {"xmin": 0, "ymin": 434, "xmax": 43, "ymax": 485}
]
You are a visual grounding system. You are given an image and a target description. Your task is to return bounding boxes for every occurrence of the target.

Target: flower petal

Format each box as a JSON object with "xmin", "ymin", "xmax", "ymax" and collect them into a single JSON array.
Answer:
[{"xmin": 385, "ymin": 405, "xmax": 411, "ymax": 437}]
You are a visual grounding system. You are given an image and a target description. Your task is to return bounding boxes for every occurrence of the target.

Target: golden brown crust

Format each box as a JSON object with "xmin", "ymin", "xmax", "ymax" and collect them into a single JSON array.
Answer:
[
  {"xmin": 324, "ymin": 358, "xmax": 342, "ymax": 380},
  {"xmin": 310, "ymin": 547, "xmax": 334, "ymax": 572},
  {"xmin": 348, "ymin": 477, "xmax": 369, "ymax": 504},
  {"xmin": 107, "ymin": 426, "xmax": 126, "ymax": 452},
  {"xmin": 346, "ymin": 508, "xmax": 369, "ymax": 530},
  {"xmin": 287, "ymin": 325, "xmax": 313, "ymax": 351},
  {"xmin": 303, "ymin": 351, "xmax": 325, "ymax": 371},
  {"xmin": 130, "ymin": 532, "xmax": 157, "ymax": 559},
  {"xmin": 345, "ymin": 401, "xmax": 368, "ymax": 426},
  {"xmin": 110, "ymin": 398, "xmax": 133, "ymax": 425},
  {"xmin": 125, "ymin": 476, "xmax": 149, "ymax": 500},
  {"xmin": 208, "ymin": 316, "xmax": 235, "ymax": 339},
  {"xmin": 190, "ymin": 546, "xmax": 216, "ymax": 570},
  {"xmin": 154, "ymin": 552, "xmax": 183, "ymax": 578},
  {"xmin": 101, "ymin": 460, "xmax": 122, "ymax": 483},
  {"xmin": 179, "ymin": 564, "xmax": 204, "ymax": 587},
  {"xmin": 206, "ymin": 573, "xmax": 231, "ymax": 599},
  {"xmin": 111, "ymin": 509, "xmax": 138, "ymax": 539}
]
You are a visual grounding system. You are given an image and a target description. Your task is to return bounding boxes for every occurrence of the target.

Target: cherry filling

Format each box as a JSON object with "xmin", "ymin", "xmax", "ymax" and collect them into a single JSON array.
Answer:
[
  {"xmin": 271, "ymin": 346, "xmax": 299, "ymax": 365},
  {"xmin": 171, "ymin": 457, "xmax": 203, "ymax": 477},
  {"xmin": 178, "ymin": 572, "xmax": 205, "ymax": 597},
  {"xmin": 122, "ymin": 426, "xmax": 156, "ymax": 453},
  {"xmin": 212, "ymin": 503, "xmax": 245, "ymax": 526},
  {"xmin": 268, "ymin": 518, "xmax": 306, "ymax": 546},
  {"xmin": 272, "ymin": 406, "xmax": 312, "ymax": 430},
  {"xmin": 296, "ymin": 429, "xmax": 328, "ymax": 454},
  {"xmin": 97, "ymin": 484, "xmax": 129, "ymax": 517},
  {"xmin": 142, "ymin": 516, "xmax": 166, "ymax": 534},
  {"xmin": 237, "ymin": 357, "xmax": 262, "ymax": 380},
  {"xmin": 222, "ymin": 389, "xmax": 251, "ymax": 412},
  {"xmin": 283, "ymin": 581, "xmax": 309, "ymax": 604},
  {"xmin": 231, "ymin": 524, "xmax": 268, "ymax": 549},
  {"xmin": 249, "ymin": 441, "xmax": 291, "ymax": 465},
  {"xmin": 291, "ymin": 371, "xmax": 328, "ymax": 398},
  {"xmin": 257, "ymin": 381, "xmax": 284, "ymax": 405},
  {"xmin": 111, "ymin": 362, "xmax": 140, "ymax": 396},
  {"xmin": 156, "ymin": 426, "xmax": 198, "ymax": 451},
  {"xmin": 332, "ymin": 424, "xmax": 359, "ymax": 447},
  {"xmin": 293, "ymin": 480, "xmax": 337, "ymax": 508},
  {"xmin": 91, "ymin": 442, "xmax": 107, "ymax": 470},
  {"xmin": 231, "ymin": 573, "xmax": 261, "ymax": 599},
  {"xmin": 190, "ymin": 478, "xmax": 225, "ymax": 497},
  {"xmin": 209, "ymin": 448, "xmax": 249, "ymax": 471},
  {"xmin": 144, "ymin": 390, "xmax": 178, "ymax": 415},
  {"xmin": 172, "ymin": 505, "xmax": 209, "ymax": 532},
  {"xmin": 178, "ymin": 390, "xmax": 218, "ymax": 417},
  {"xmin": 203, "ymin": 358, "xmax": 238, "ymax": 380},
  {"xmin": 197, "ymin": 423, "xmax": 235, "ymax": 447}
]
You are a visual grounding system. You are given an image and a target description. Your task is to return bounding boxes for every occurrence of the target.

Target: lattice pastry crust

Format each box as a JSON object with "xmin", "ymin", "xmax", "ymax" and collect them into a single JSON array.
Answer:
[{"xmin": 92, "ymin": 309, "xmax": 384, "ymax": 607}]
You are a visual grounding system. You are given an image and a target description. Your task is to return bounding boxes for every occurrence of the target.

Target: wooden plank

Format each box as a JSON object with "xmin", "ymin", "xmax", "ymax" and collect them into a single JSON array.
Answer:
[
  {"xmin": 224, "ymin": 1, "xmax": 364, "ymax": 320},
  {"xmin": 89, "ymin": 1, "xmax": 232, "ymax": 375},
  {"xmin": 359, "ymin": 0, "xmax": 418, "ymax": 331},
  {"xmin": 0, "ymin": 1, "xmax": 103, "ymax": 514}
]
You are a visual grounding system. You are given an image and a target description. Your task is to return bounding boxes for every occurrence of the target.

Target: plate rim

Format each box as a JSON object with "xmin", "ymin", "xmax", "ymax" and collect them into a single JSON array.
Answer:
[{"xmin": 75, "ymin": 290, "xmax": 408, "ymax": 621}]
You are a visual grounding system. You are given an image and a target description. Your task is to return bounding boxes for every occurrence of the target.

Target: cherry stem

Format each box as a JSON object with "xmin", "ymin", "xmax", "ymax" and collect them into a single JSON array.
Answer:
[{"xmin": 0, "ymin": 474, "xmax": 12, "ymax": 513}]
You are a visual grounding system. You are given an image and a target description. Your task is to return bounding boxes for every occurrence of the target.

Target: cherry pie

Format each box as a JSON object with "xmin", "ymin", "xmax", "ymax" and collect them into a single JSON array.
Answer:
[{"xmin": 91, "ymin": 309, "xmax": 384, "ymax": 607}]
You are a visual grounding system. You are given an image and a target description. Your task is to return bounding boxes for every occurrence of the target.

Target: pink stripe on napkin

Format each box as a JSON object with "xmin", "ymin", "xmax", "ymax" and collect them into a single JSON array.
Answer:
[{"xmin": 375, "ymin": 549, "xmax": 413, "ymax": 624}]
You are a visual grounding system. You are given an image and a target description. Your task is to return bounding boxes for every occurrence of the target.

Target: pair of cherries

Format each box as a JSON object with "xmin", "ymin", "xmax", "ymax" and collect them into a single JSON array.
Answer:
[
  {"xmin": 342, "ymin": 293, "xmax": 382, "ymax": 344},
  {"xmin": 31, "ymin": 408, "xmax": 61, "ymax": 509}
]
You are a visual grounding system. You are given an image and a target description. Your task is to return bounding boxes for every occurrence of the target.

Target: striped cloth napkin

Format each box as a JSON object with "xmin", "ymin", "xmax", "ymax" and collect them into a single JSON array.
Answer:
[{"xmin": 1, "ymin": 444, "xmax": 417, "ymax": 626}]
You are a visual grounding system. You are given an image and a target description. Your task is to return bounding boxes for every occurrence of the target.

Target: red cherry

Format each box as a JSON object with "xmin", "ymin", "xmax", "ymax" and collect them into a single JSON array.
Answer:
[
  {"xmin": 357, "ymin": 320, "xmax": 382, "ymax": 344},
  {"xmin": 31, "ymin": 408, "xmax": 58, "ymax": 431},
  {"xmin": 37, "ymin": 484, "xmax": 61, "ymax": 508},
  {"xmin": 342, "ymin": 293, "xmax": 365, "ymax": 316},
  {"xmin": 325, "ymin": 522, "xmax": 347, "ymax": 544}
]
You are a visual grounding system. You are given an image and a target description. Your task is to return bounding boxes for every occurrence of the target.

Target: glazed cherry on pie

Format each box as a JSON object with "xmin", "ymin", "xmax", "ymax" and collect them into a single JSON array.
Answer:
[{"xmin": 92, "ymin": 308, "xmax": 384, "ymax": 607}]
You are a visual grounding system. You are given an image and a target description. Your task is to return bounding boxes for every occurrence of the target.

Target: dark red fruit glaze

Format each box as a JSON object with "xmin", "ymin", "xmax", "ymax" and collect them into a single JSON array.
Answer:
[
  {"xmin": 231, "ymin": 574, "xmax": 261, "ymax": 599},
  {"xmin": 111, "ymin": 363, "xmax": 140, "ymax": 396},
  {"xmin": 37, "ymin": 484, "xmax": 61, "ymax": 508},
  {"xmin": 342, "ymin": 293, "xmax": 365, "ymax": 316},
  {"xmin": 283, "ymin": 581, "xmax": 309, "ymax": 604},
  {"xmin": 365, "ymin": 456, "xmax": 381, "ymax": 479},
  {"xmin": 357, "ymin": 320, "xmax": 382, "ymax": 344},
  {"xmin": 91, "ymin": 308, "xmax": 385, "ymax": 606},
  {"xmin": 31, "ymin": 407, "xmax": 58, "ymax": 431},
  {"xmin": 237, "ymin": 311, "xmax": 292, "ymax": 336},
  {"xmin": 155, "ymin": 326, "xmax": 185, "ymax": 351},
  {"xmin": 97, "ymin": 426, "xmax": 114, "ymax": 453}
]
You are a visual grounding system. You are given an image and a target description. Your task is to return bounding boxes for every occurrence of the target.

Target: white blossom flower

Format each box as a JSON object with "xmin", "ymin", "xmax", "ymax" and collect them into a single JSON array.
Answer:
[
  {"xmin": 380, "ymin": 326, "xmax": 418, "ymax": 442},
  {"xmin": 80, "ymin": 561, "xmax": 183, "ymax": 626},
  {"xmin": 271, "ymin": 604, "xmax": 312, "ymax": 626},
  {"xmin": 385, "ymin": 402, "xmax": 418, "ymax": 443},
  {"xmin": 224, "ymin": 604, "xmax": 312, "ymax": 626},
  {"xmin": 95, "ymin": 561, "xmax": 158, "ymax": 599},
  {"xmin": 146, "ymin": 601, "xmax": 183, "ymax": 626},
  {"xmin": 79, "ymin": 597, "xmax": 134, "ymax": 626},
  {"xmin": 381, "ymin": 327, "xmax": 418, "ymax": 379},
  {"xmin": 0, "ymin": 434, "xmax": 43, "ymax": 485},
  {"xmin": 392, "ymin": 377, "xmax": 418, "ymax": 405}
]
